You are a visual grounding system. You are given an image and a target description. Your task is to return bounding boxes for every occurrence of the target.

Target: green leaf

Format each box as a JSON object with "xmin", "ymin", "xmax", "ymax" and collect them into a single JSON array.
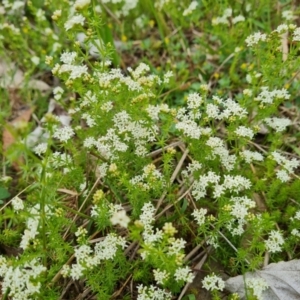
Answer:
[{"xmin": 0, "ymin": 187, "xmax": 10, "ymax": 201}]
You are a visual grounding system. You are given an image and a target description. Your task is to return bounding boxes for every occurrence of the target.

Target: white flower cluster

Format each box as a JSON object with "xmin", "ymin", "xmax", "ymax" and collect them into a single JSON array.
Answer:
[
  {"xmin": 110, "ymin": 208, "xmax": 130, "ymax": 228},
  {"xmin": 264, "ymin": 117, "xmax": 292, "ymax": 132},
  {"xmin": 0, "ymin": 257, "xmax": 46, "ymax": 299},
  {"xmin": 245, "ymin": 32, "xmax": 267, "ymax": 47},
  {"xmin": 130, "ymin": 164, "xmax": 164, "ymax": 191},
  {"xmin": 265, "ymin": 230, "xmax": 284, "ymax": 253},
  {"xmin": 137, "ymin": 284, "xmax": 172, "ymax": 300},
  {"xmin": 183, "ymin": 1, "xmax": 198, "ymax": 16},
  {"xmin": 206, "ymin": 137, "xmax": 237, "ymax": 171},
  {"xmin": 74, "ymin": 0, "xmax": 91, "ymax": 10},
  {"xmin": 212, "ymin": 8, "xmax": 245, "ymax": 26},
  {"xmin": 226, "ymin": 196, "xmax": 256, "ymax": 236},
  {"xmin": 174, "ymin": 266, "xmax": 195, "ymax": 283},
  {"xmin": 64, "ymin": 14, "xmax": 85, "ymax": 31},
  {"xmin": 48, "ymin": 151, "xmax": 73, "ymax": 169},
  {"xmin": 82, "ymin": 113, "xmax": 96, "ymax": 127},
  {"xmin": 192, "ymin": 208, "xmax": 207, "ymax": 226},
  {"xmin": 282, "ymin": 10, "xmax": 296, "ymax": 21},
  {"xmin": 53, "ymin": 51, "xmax": 88, "ymax": 80},
  {"xmin": 202, "ymin": 273, "xmax": 225, "ymax": 291},
  {"xmin": 11, "ymin": 196, "xmax": 24, "ymax": 211},
  {"xmin": 291, "ymin": 228, "xmax": 300, "ymax": 237},
  {"xmin": 53, "ymin": 126, "xmax": 75, "ymax": 142},
  {"xmin": 101, "ymin": 0, "xmax": 138, "ymax": 16},
  {"xmin": 83, "ymin": 109, "xmax": 159, "ymax": 158},
  {"xmin": 151, "ymin": 261, "xmax": 194, "ymax": 286},
  {"xmin": 187, "ymin": 93, "xmax": 203, "ymax": 109},
  {"xmin": 192, "ymin": 170, "xmax": 252, "ymax": 201},
  {"xmin": 175, "ymin": 93, "xmax": 203, "ymax": 139},
  {"xmin": 2, "ymin": 0, "xmax": 24, "ymax": 11},
  {"xmin": 246, "ymin": 278, "xmax": 269, "ymax": 300},
  {"xmin": 274, "ymin": 24, "xmax": 289, "ymax": 33},
  {"xmin": 163, "ymin": 70, "xmax": 173, "ymax": 83},
  {"xmin": 97, "ymin": 63, "xmax": 161, "ymax": 91},
  {"xmin": 153, "ymin": 269, "xmax": 169, "ymax": 285},
  {"xmin": 138, "ymin": 203, "xmax": 194, "ymax": 284},
  {"xmin": 138, "ymin": 202, "xmax": 163, "ymax": 247},
  {"xmin": 192, "ymin": 171, "xmax": 220, "ymax": 200},
  {"xmin": 53, "ymin": 86, "xmax": 64, "ymax": 101},
  {"xmin": 293, "ymin": 210, "xmax": 300, "ymax": 221},
  {"xmin": 235, "ymin": 126, "xmax": 254, "ymax": 139},
  {"xmin": 175, "ymin": 114, "xmax": 202, "ymax": 139},
  {"xmin": 206, "ymin": 96, "xmax": 248, "ymax": 120},
  {"xmin": 293, "ymin": 27, "xmax": 300, "ymax": 41},
  {"xmin": 232, "ymin": 15, "xmax": 246, "ymax": 24},
  {"xmin": 146, "ymin": 103, "xmax": 170, "ymax": 121},
  {"xmin": 20, "ymin": 204, "xmax": 52, "ymax": 250},
  {"xmin": 212, "ymin": 8, "xmax": 231, "ymax": 25},
  {"xmin": 271, "ymin": 151, "xmax": 300, "ymax": 182},
  {"xmin": 230, "ymin": 196, "xmax": 256, "ymax": 219},
  {"xmin": 255, "ymin": 86, "xmax": 290, "ymax": 104},
  {"xmin": 65, "ymin": 233, "xmax": 127, "ymax": 280},
  {"xmin": 241, "ymin": 150, "xmax": 264, "ymax": 163}
]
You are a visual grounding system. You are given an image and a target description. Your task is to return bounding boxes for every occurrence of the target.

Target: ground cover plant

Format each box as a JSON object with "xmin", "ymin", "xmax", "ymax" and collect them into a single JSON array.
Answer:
[{"xmin": 1, "ymin": 0, "xmax": 300, "ymax": 299}]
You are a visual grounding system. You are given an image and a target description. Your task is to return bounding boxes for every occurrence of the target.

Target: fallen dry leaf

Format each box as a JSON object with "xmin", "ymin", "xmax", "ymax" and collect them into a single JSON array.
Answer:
[
  {"xmin": 0, "ymin": 60, "xmax": 50, "ymax": 91},
  {"xmin": 226, "ymin": 260, "xmax": 300, "ymax": 300},
  {"xmin": 3, "ymin": 107, "xmax": 34, "ymax": 170}
]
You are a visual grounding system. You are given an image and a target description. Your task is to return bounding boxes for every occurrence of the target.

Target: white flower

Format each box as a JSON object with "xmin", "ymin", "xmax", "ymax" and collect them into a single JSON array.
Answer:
[
  {"xmin": 212, "ymin": 16, "xmax": 229, "ymax": 26},
  {"xmin": 264, "ymin": 117, "xmax": 292, "ymax": 132},
  {"xmin": 245, "ymin": 32, "xmax": 267, "ymax": 47},
  {"xmin": 174, "ymin": 266, "xmax": 195, "ymax": 283},
  {"xmin": 276, "ymin": 169, "xmax": 290, "ymax": 182},
  {"xmin": 11, "ymin": 196, "xmax": 24, "ymax": 211},
  {"xmin": 202, "ymin": 273, "xmax": 225, "ymax": 291},
  {"xmin": 64, "ymin": 14, "xmax": 85, "ymax": 31},
  {"xmin": 70, "ymin": 263, "xmax": 84, "ymax": 280},
  {"xmin": 232, "ymin": 15, "xmax": 245, "ymax": 24},
  {"xmin": 31, "ymin": 56, "xmax": 40, "ymax": 65},
  {"xmin": 61, "ymin": 265, "xmax": 71, "ymax": 278},
  {"xmin": 176, "ymin": 120, "xmax": 202, "ymax": 139},
  {"xmin": 294, "ymin": 211, "xmax": 300, "ymax": 220},
  {"xmin": 235, "ymin": 126, "xmax": 254, "ymax": 139},
  {"xmin": 137, "ymin": 284, "xmax": 172, "ymax": 300},
  {"xmin": 183, "ymin": 1, "xmax": 198, "ymax": 16},
  {"xmin": 246, "ymin": 278, "xmax": 269, "ymax": 300},
  {"xmin": 11, "ymin": 1, "xmax": 24, "ymax": 10},
  {"xmin": 110, "ymin": 209, "xmax": 130, "ymax": 228},
  {"xmin": 223, "ymin": 8, "xmax": 232, "ymax": 17},
  {"xmin": 53, "ymin": 126, "xmax": 75, "ymax": 142},
  {"xmin": 241, "ymin": 150, "xmax": 264, "ymax": 163},
  {"xmin": 75, "ymin": 0, "xmax": 91, "ymax": 10},
  {"xmin": 75, "ymin": 245, "xmax": 92, "ymax": 263},
  {"xmin": 265, "ymin": 230, "xmax": 284, "ymax": 253},
  {"xmin": 187, "ymin": 93, "xmax": 203, "ymax": 109},
  {"xmin": 60, "ymin": 51, "xmax": 77, "ymax": 64},
  {"xmin": 69, "ymin": 65, "xmax": 88, "ymax": 79},
  {"xmin": 153, "ymin": 269, "xmax": 169, "ymax": 284},
  {"xmin": 167, "ymin": 238, "xmax": 186, "ymax": 255},
  {"xmin": 0, "ymin": 259, "xmax": 46, "ymax": 299},
  {"xmin": 192, "ymin": 208, "xmax": 207, "ymax": 226},
  {"xmin": 274, "ymin": 24, "xmax": 289, "ymax": 33},
  {"xmin": 255, "ymin": 87, "xmax": 290, "ymax": 104},
  {"xmin": 282, "ymin": 10, "xmax": 295, "ymax": 21},
  {"xmin": 163, "ymin": 70, "xmax": 173, "ymax": 83},
  {"xmin": 33, "ymin": 143, "xmax": 48, "ymax": 155}
]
